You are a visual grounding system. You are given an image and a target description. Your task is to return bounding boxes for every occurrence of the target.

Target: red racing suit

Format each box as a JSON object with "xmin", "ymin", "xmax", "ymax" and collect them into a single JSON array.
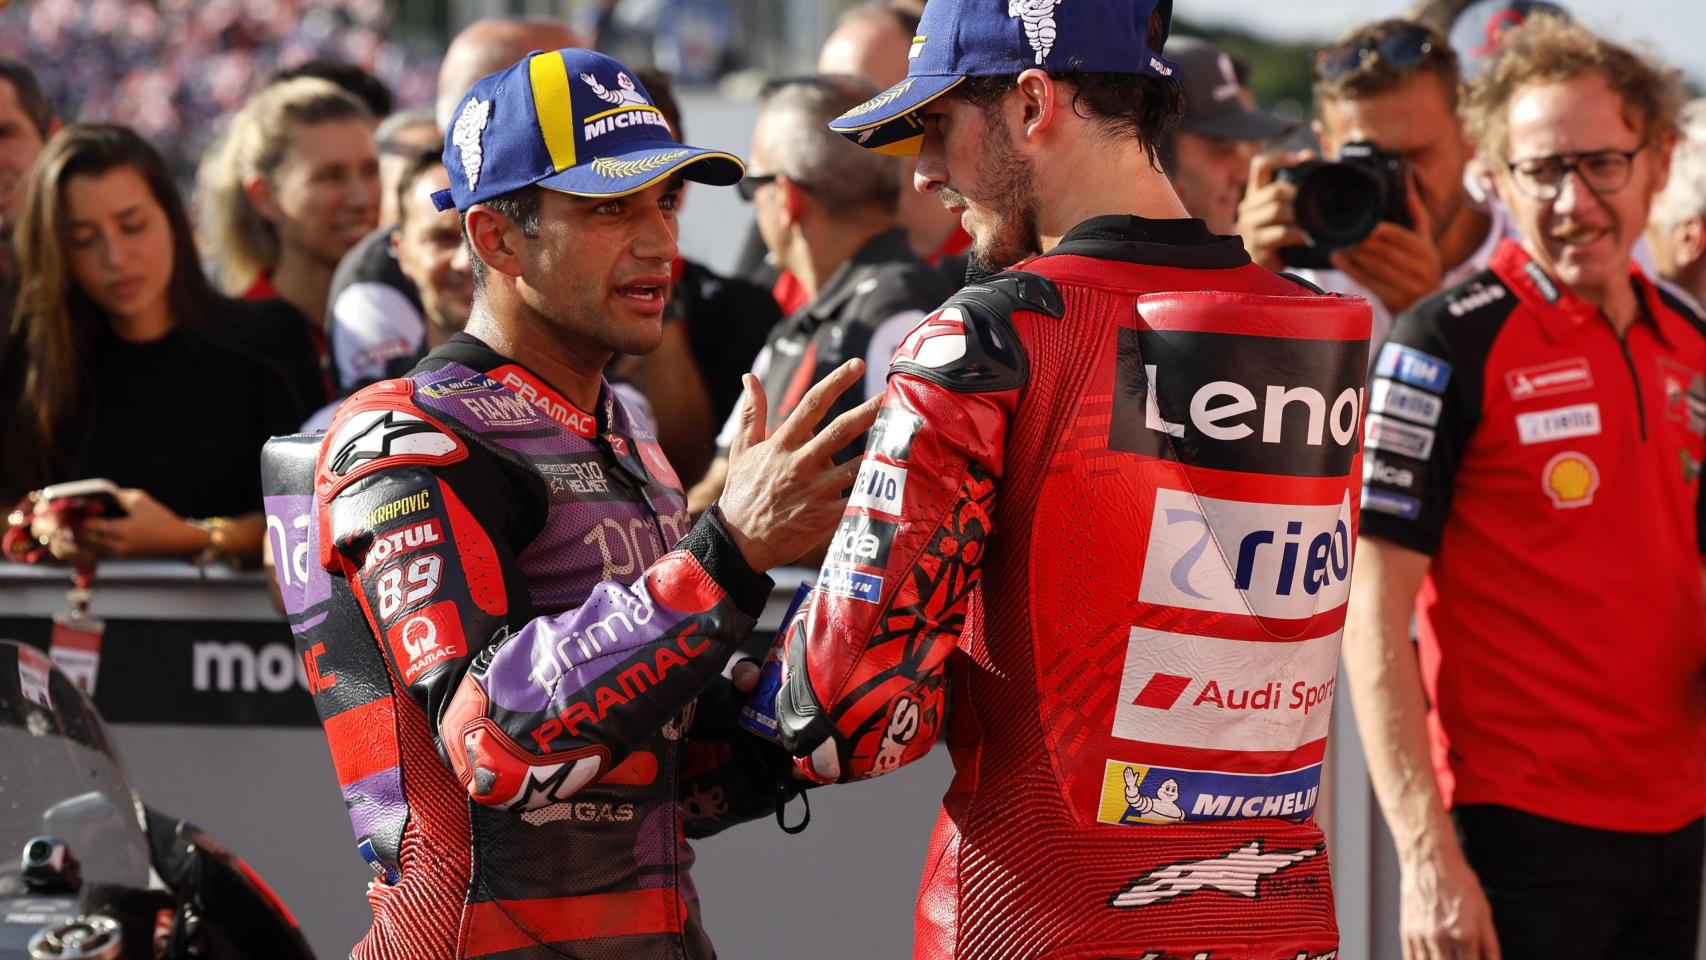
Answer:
[
  {"xmin": 777, "ymin": 217, "xmax": 1370, "ymax": 960},
  {"xmin": 261, "ymin": 334, "xmax": 794, "ymax": 960}
]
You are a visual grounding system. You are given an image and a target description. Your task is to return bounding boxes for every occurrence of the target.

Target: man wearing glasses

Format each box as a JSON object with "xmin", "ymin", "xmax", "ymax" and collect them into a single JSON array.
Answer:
[
  {"xmin": 687, "ymin": 76, "xmax": 949, "ymax": 525},
  {"xmin": 1238, "ymin": 19, "xmax": 1506, "ymax": 354},
  {"xmin": 1346, "ymin": 16, "xmax": 1706, "ymax": 960}
]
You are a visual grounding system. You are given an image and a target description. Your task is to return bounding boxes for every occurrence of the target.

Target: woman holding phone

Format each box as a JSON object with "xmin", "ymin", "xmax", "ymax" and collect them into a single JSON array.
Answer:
[{"xmin": 0, "ymin": 124, "xmax": 323, "ymax": 564}]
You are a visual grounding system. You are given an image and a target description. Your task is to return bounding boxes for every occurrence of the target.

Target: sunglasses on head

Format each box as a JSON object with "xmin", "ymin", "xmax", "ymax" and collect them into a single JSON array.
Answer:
[{"xmin": 1314, "ymin": 24, "xmax": 1443, "ymax": 82}]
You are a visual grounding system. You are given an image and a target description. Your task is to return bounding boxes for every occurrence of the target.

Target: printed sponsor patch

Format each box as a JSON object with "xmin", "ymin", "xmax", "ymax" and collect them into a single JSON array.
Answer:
[
  {"xmin": 1111, "ymin": 329, "xmax": 1368, "ymax": 479},
  {"xmin": 17, "ymin": 645, "xmax": 52, "ymax": 708},
  {"xmin": 1361, "ymin": 488, "xmax": 1422, "ymax": 519},
  {"xmin": 817, "ymin": 566, "xmax": 884, "ymax": 604},
  {"xmin": 1523, "ymin": 260, "xmax": 1561, "ymax": 303},
  {"xmin": 1364, "ymin": 414, "xmax": 1435, "ymax": 460},
  {"xmin": 1364, "ymin": 458, "xmax": 1415, "ymax": 489},
  {"xmin": 384, "ymin": 600, "xmax": 466, "ymax": 685},
  {"xmin": 825, "ymin": 516, "xmax": 896, "ymax": 568},
  {"xmin": 1369, "ymin": 378, "xmax": 1443, "ymax": 426},
  {"xmin": 459, "ymin": 392, "xmax": 545, "ymax": 428},
  {"xmin": 1112, "ymin": 626, "xmax": 1340, "ymax": 752},
  {"xmin": 849, "ymin": 460, "xmax": 908, "ymax": 515},
  {"xmin": 1542, "ymin": 451, "xmax": 1599, "ymax": 508},
  {"xmin": 327, "ymin": 410, "xmax": 459, "ymax": 477},
  {"xmin": 1505, "ymin": 357, "xmax": 1593, "ymax": 401},
  {"xmin": 362, "ymin": 519, "xmax": 444, "ymax": 573},
  {"xmin": 367, "ymin": 489, "xmax": 431, "ymax": 528},
  {"xmin": 1445, "ymin": 281, "xmax": 1507, "ymax": 317},
  {"xmin": 1138, "ymin": 489, "xmax": 1353, "ymax": 620},
  {"xmin": 892, "ymin": 307, "xmax": 968, "ymax": 369},
  {"xmin": 1095, "ymin": 759, "xmax": 1322, "ymax": 826},
  {"xmin": 1375, "ymin": 343, "xmax": 1452, "ymax": 393},
  {"xmin": 1657, "ymin": 358, "xmax": 1706, "ymax": 434},
  {"xmin": 868, "ymin": 408, "xmax": 921, "ymax": 462},
  {"xmin": 1516, "ymin": 402, "xmax": 1601, "ymax": 445},
  {"xmin": 1109, "ymin": 840, "xmax": 1322, "ymax": 910},
  {"xmin": 419, "ymin": 376, "xmax": 501, "ymax": 399}
]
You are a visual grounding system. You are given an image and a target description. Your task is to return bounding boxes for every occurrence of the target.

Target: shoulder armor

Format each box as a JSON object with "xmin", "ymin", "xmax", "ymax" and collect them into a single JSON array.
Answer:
[{"xmin": 888, "ymin": 271, "xmax": 1059, "ymax": 393}]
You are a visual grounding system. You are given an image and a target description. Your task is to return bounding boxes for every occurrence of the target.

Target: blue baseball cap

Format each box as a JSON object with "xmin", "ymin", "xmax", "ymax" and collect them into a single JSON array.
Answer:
[
  {"xmin": 433, "ymin": 48, "xmax": 743, "ymax": 211},
  {"xmin": 829, "ymin": 0, "xmax": 1180, "ymax": 156}
]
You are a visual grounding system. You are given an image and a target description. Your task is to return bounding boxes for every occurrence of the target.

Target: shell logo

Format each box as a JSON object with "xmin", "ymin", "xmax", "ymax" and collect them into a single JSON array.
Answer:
[{"xmin": 1542, "ymin": 451, "xmax": 1599, "ymax": 508}]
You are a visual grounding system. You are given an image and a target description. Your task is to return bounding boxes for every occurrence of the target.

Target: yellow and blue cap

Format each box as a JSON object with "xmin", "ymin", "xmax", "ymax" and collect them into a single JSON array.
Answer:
[
  {"xmin": 433, "ymin": 48, "xmax": 744, "ymax": 212},
  {"xmin": 830, "ymin": 0, "xmax": 1181, "ymax": 156}
]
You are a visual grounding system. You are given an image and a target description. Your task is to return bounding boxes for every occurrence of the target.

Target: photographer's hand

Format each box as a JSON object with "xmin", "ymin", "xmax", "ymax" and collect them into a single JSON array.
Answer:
[
  {"xmin": 1330, "ymin": 173, "xmax": 1443, "ymax": 317},
  {"xmin": 1236, "ymin": 149, "xmax": 1314, "ymax": 272}
]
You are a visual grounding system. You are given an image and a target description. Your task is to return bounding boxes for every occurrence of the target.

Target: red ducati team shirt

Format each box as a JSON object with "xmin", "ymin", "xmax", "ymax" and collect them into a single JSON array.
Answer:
[{"xmin": 1360, "ymin": 239, "xmax": 1706, "ymax": 832}]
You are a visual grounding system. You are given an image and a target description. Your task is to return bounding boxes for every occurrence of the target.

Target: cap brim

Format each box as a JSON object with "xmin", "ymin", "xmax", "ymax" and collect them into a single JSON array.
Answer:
[
  {"xmin": 1182, "ymin": 109, "xmax": 1297, "ymax": 143},
  {"xmin": 829, "ymin": 74, "xmax": 965, "ymax": 157},
  {"xmin": 538, "ymin": 143, "xmax": 746, "ymax": 199}
]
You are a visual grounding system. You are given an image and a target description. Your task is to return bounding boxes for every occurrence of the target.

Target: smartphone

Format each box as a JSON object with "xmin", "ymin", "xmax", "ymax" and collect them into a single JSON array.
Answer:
[{"xmin": 38, "ymin": 479, "xmax": 128, "ymax": 519}]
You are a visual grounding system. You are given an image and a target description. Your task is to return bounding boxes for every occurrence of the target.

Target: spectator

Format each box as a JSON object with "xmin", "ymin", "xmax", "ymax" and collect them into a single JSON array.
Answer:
[
  {"xmin": 0, "ymin": 58, "xmax": 56, "ymax": 329},
  {"xmin": 686, "ymin": 75, "xmax": 950, "ymax": 520},
  {"xmin": 606, "ymin": 68, "xmax": 781, "ymax": 487},
  {"xmin": 374, "ymin": 107, "xmax": 438, "ymax": 228},
  {"xmin": 1648, "ymin": 99, "xmax": 1706, "ymax": 312},
  {"xmin": 390, "ymin": 148, "xmax": 469, "ymax": 369},
  {"xmin": 0, "ymin": 124, "xmax": 323, "ymax": 563},
  {"xmin": 1161, "ymin": 36, "xmax": 1297, "ymax": 235},
  {"xmin": 198, "ymin": 76, "xmax": 378, "ymax": 352},
  {"xmin": 1237, "ymin": 20, "xmax": 1507, "ymax": 351},
  {"xmin": 326, "ymin": 19, "xmax": 577, "ymax": 400},
  {"xmin": 738, "ymin": 1, "xmax": 973, "ymax": 313},
  {"xmin": 272, "ymin": 58, "xmax": 394, "ymax": 122},
  {"xmin": 818, "ymin": 3, "xmax": 971, "ymax": 274},
  {"xmin": 1346, "ymin": 17, "xmax": 1703, "ymax": 960},
  {"xmin": 434, "ymin": 17, "xmax": 580, "ymax": 132},
  {"xmin": 1448, "ymin": 0, "xmax": 1569, "ymax": 79}
]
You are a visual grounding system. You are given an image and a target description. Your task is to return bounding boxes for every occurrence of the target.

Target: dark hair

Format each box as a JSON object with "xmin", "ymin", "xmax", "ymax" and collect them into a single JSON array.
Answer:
[
  {"xmin": 1312, "ymin": 19, "xmax": 1460, "ymax": 108},
  {"xmin": 465, "ymin": 186, "xmax": 542, "ymax": 290},
  {"xmin": 393, "ymin": 143, "xmax": 446, "ymax": 227},
  {"xmin": 951, "ymin": 11, "xmax": 1181, "ymax": 168},
  {"xmin": 5, "ymin": 124, "xmax": 222, "ymax": 485},
  {"xmin": 272, "ymin": 59, "xmax": 394, "ymax": 119},
  {"xmin": 0, "ymin": 58, "xmax": 54, "ymax": 138},
  {"xmin": 634, "ymin": 68, "xmax": 684, "ymax": 143}
]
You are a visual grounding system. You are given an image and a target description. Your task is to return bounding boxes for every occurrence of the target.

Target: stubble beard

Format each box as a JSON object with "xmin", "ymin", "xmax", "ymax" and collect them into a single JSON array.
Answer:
[{"xmin": 963, "ymin": 122, "xmax": 1041, "ymax": 276}]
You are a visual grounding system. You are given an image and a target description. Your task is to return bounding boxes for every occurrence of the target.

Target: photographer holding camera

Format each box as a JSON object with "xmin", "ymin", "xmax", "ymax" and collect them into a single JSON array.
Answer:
[{"xmin": 1238, "ymin": 19, "xmax": 1506, "ymax": 349}]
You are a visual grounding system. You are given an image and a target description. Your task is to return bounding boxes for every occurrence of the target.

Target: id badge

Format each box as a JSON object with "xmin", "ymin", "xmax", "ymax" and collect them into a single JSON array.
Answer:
[{"xmin": 50, "ymin": 587, "xmax": 104, "ymax": 695}]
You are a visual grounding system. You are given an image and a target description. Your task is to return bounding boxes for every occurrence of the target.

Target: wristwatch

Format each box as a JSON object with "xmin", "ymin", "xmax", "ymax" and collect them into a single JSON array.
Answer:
[{"xmin": 188, "ymin": 517, "xmax": 236, "ymax": 569}]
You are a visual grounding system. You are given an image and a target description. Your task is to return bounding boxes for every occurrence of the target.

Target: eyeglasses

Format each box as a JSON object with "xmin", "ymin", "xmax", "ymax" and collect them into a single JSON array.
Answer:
[
  {"xmin": 1314, "ymin": 24, "xmax": 1444, "ymax": 82},
  {"xmin": 1505, "ymin": 146, "xmax": 1646, "ymax": 201},
  {"xmin": 737, "ymin": 173, "xmax": 778, "ymax": 202}
]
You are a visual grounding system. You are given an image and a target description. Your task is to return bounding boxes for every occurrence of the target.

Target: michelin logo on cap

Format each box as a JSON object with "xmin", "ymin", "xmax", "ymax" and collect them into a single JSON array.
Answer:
[{"xmin": 453, "ymin": 99, "xmax": 491, "ymax": 190}]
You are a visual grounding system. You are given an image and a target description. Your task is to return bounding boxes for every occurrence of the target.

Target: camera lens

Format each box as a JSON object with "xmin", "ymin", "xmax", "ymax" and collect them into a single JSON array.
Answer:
[
  {"xmin": 1294, "ymin": 163, "xmax": 1386, "ymax": 252},
  {"xmin": 26, "ymin": 839, "xmax": 52, "ymax": 863}
]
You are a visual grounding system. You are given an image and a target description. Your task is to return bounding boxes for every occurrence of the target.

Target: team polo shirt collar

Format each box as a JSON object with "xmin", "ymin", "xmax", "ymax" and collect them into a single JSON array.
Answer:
[
  {"xmin": 802, "ymin": 228, "xmax": 916, "ymax": 324},
  {"xmin": 1493, "ymin": 239, "xmax": 1679, "ymax": 349}
]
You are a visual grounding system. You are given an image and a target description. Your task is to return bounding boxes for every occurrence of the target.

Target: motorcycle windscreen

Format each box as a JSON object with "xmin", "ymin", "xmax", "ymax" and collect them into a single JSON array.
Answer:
[{"xmin": 0, "ymin": 640, "xmax": 153, "ymax": 894}]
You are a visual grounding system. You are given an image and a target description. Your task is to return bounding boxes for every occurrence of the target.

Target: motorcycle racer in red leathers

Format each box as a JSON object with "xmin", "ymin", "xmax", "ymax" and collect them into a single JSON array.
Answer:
[{"xmin": 776, "ymin": 3, "xmax": 1371, "ymax": 958}]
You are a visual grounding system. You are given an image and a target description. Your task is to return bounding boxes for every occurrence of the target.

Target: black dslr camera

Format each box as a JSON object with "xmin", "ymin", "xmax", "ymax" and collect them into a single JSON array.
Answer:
[{"xmin": 1276, "ymin": 141, "xmax": 1409, "ymax": 269}]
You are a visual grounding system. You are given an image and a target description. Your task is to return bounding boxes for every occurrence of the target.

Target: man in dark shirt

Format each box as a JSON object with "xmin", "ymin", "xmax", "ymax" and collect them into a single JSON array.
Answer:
[{"xmin": 687, "ymin": 75, "xmax": 951, "ymax": 516}]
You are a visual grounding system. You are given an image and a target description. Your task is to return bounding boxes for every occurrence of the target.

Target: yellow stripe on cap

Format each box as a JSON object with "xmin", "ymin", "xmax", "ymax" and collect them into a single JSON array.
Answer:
[{"xmin": 529, "ymin": 51, "xmax": 577, "ymax": 172}]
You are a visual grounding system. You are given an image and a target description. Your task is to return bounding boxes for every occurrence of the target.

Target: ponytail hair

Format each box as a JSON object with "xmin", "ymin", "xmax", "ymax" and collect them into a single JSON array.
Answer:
[{"xmin": 197, "ymin": 77, "xmax": 371, "ymax": 295}]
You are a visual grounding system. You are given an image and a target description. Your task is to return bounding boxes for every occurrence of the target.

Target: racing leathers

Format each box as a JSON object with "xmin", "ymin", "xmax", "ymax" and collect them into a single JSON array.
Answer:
[
  {"xmin": 261, "ymin": 333, "xmax": 794, "ymax": 960},
  {"xmin": 778, "ymin": 217, "xmax": 1371, "ymax": 960}
]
